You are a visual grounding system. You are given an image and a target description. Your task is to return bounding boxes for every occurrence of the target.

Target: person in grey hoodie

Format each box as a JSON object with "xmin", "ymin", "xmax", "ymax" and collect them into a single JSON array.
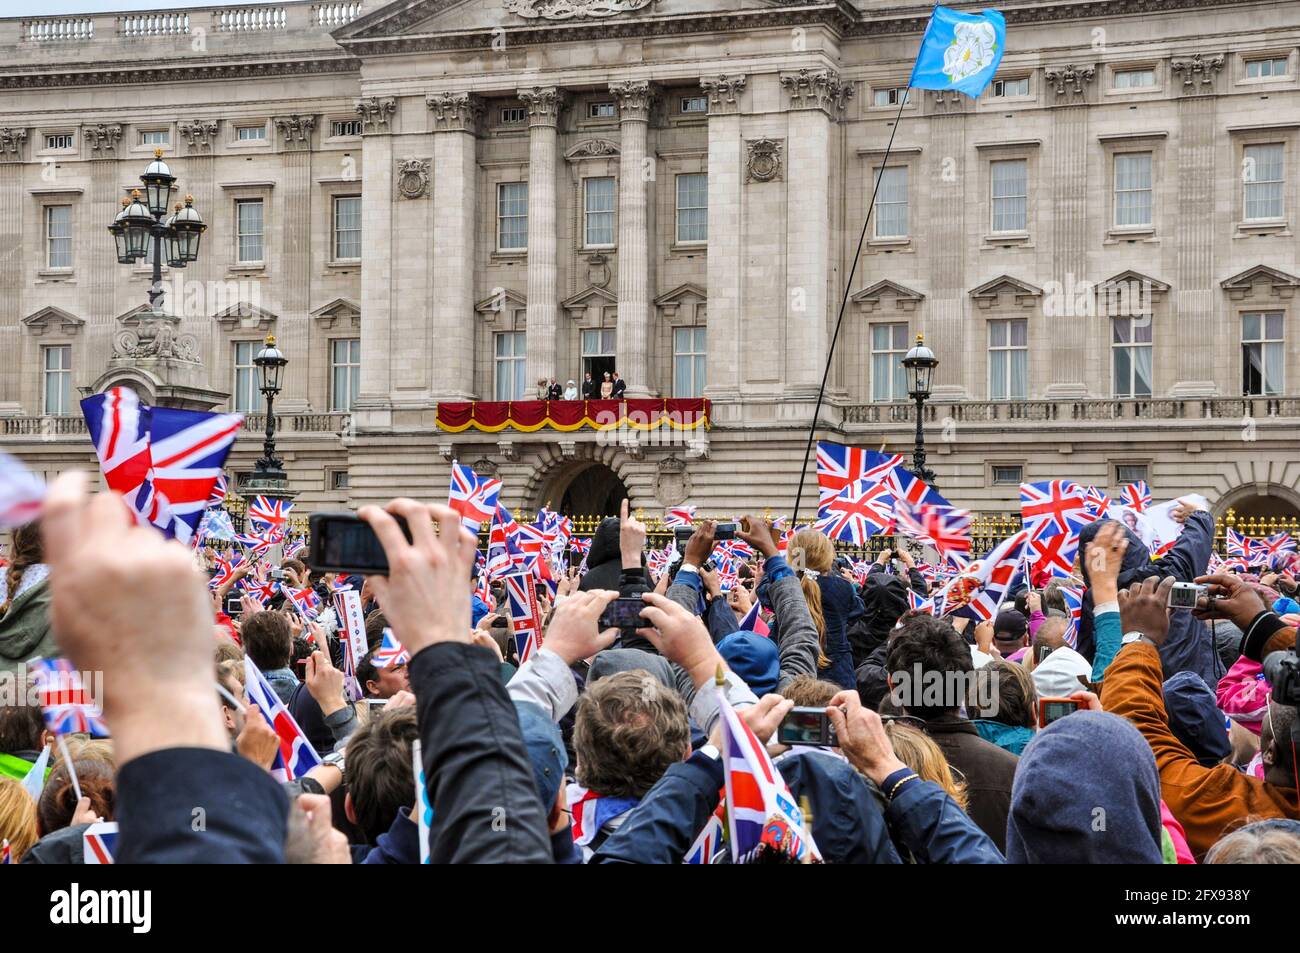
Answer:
[{"xmin": 0, "ymin": 523, "xmax": 54, "ymax": 677}]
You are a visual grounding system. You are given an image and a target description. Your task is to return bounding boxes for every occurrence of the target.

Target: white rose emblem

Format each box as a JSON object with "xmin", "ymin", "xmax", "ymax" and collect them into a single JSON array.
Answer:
[{"xmin": 943, "ymin": 21, "xmax": 997, "ymax": 84}]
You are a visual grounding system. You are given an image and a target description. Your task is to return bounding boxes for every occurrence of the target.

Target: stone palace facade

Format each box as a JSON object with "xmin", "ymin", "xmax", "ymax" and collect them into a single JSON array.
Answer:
[{"xmin": 0, "ymin": 0, "xmax": 1298, "ymax": 521}]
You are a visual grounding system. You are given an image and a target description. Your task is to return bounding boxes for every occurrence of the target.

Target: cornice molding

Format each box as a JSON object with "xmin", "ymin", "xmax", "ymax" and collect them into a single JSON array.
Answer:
[{"xmin": 0, "ymin": 55, "xmax": 360, "ymax": 91}]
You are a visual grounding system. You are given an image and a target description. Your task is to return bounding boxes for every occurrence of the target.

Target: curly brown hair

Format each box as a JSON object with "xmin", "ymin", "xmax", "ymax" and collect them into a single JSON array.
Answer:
[
  {"xmin": 0, "ymin": 523, "xmax": 42, "ymax": 619},
  {"xmin": 574, "ymin": 671, "xmax": 689, "ymax": 799}
]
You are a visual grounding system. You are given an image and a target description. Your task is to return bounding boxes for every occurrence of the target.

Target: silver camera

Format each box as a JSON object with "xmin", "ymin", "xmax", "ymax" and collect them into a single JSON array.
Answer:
[{"xmin": 1167, "ymin": 581, "xmax": 1206, "ymax": 611}]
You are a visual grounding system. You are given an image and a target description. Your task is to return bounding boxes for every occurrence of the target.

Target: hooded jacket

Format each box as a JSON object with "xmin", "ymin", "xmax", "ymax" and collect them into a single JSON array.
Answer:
[
  {"xmin": 1007, "ymin": 709, "xmax": 1163, "ymax": 863},
  {"xmin": 851, "ymin": 572, "xmax": 909, "ymax": 666},
  {"xmin": 1077, "ymin": 511, "xmax": 1220, "ymax": 687},
  {"xmin": 0, "ymin": 578, "xmax": 54, "ymax": 676},
  {"xmin": 578, "ymin": 516, "xmax": 649, "ymax": 597}
]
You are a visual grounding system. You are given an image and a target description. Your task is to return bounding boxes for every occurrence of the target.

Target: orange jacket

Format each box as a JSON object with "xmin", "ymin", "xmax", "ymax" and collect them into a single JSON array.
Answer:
[{"xmin": 1101, "ymin": 637, "xmax": 1299, "ymax": 858}]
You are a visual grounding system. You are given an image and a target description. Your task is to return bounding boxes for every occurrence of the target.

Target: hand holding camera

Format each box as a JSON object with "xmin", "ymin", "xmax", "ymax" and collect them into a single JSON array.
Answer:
[
  {"xmin": 824, "ymin": 690, "xmax": 908, "ymax": 785},
  {"xmin": 1118, "ymin": 576, "xmax": 1175, "ymax": 647},
  {"xmin": 1193, "ymin": 572, "xmax": 1269, "ymax": 630}
]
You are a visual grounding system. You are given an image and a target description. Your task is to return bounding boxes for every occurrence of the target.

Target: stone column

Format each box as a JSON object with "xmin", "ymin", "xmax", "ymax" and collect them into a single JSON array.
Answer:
[
  {"xmin": 926, "ymin": 92, "xmax": 971, "ymax": 399},
  {"xmin": 0, "ymin": 128, "xmax": 27, "ymax": 411},
  {"xmin": 276, "ymin": 114, "xmax": 315, "ymax": 412},
  {"xmin": 347, "ymin": 102, "xmax": 394, "ymax": 428},
  {"xmin": 1169, "ymin": 54, "xmax": 1224, "ymax": 397},
  {"xmin": 780, "ymin": 69, "xmax": 852, "ymax": 402},
  {"xmin": 610, "ymin": 81, "xmax": 655, "ymax": 397},
  {"xmin": 429, "ymin": 92, "xmax": 483, "ymax": 401},
  {"xmin": 700, "ymin": 75, "xmax": 745, "ymax": 403},
  {"xmin": 518, "ymin": 87, "xmax": 566, "ymax": 391}
]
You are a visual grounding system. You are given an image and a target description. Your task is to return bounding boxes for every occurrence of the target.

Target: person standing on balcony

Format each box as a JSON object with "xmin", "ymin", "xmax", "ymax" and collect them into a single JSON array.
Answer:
[
  {"xmin": 599, "ymin": 372, "xmax": 614, "ymax": 399},
  {"xmin": 581, "ymin": 372, "xmax": 597, "ymax": 399},
  {"xmin": 547, "ymin": 379, "xmax": 563, "ymax": 401},
  {"xmin": 611, "ymin": 371, "xmax": 627, "ymax": 399},
  {"xmin": 563, "ymin": 380, "xmax": 579, "ymax": 400}
]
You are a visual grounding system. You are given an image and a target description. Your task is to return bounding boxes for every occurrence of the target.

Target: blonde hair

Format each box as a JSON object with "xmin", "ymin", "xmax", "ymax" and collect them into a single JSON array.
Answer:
[
  {"xmin": 790, "ymin": 530, "xmax": 832, "ymax": 668},
  {"xmin": 0, "ymin": 778, "xmax": 37, "ymax": 861},
  {"xmin": 884, "ymin": 722, "xmax": 969, "ymax": 812}
]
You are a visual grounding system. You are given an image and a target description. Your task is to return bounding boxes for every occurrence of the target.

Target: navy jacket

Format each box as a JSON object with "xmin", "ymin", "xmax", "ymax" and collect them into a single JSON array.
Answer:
[
  {"xmin": 411, "ymin": 641, "xmax": 552, "ymax": 863},
  {"xmin": 116, "ymin": 747, "xmax": 289, "ymax": 863},
  {"xmin": 591, "ymin": 748, "xmax": 1001, "ymax": 864}
]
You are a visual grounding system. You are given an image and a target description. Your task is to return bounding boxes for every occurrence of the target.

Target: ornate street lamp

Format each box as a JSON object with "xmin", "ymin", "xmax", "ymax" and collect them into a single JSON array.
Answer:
[
  {"xmin": 901, "ymin": 334, "xmax": 938, "ymax": 485},
  {"xmin": 106, "ymin": 149, "xmax": 206, "ymax": 311},
  {"xmin": 252, "ymin": 335, "xmax": 288, "ymax": 482}
]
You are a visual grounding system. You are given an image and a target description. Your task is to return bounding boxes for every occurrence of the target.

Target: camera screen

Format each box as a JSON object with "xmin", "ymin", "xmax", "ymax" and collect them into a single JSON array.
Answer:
[
  {"xmin": 320, "ymin": 519, "xmax": 389, "ymax": 571},
  {"xmin": 1168, "ymin": 585, "xmax": 1201, "ymax": 609},
  {"xmin": 600, "ymin": 598, "xmax": 645, "ymax": 629},
  {"xmin": 1041, "ymin": 701, "xmax": 1078, "ymax": 726},
  {"xmin": 778, "ymin": 709, "xmax": 830, "ymax": 746}
]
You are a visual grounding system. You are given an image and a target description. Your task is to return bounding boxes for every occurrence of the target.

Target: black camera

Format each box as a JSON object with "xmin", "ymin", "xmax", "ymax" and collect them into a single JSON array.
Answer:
[{"xmin": 1264, "ymin": 634, "xmax": 1300, "ymax": 707}]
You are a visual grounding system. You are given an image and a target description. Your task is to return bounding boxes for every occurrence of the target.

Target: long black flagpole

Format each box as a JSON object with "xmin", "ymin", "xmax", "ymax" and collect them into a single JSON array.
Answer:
[{"xmin": 791, "ymin": 90, "xmax": 911, "ymax": 526}]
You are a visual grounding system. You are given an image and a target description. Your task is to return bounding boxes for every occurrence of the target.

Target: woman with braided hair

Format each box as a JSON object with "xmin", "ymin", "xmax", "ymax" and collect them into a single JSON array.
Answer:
[{"xmin": 0, "ymin": 522, "xmax": 54, "ymax": 676}]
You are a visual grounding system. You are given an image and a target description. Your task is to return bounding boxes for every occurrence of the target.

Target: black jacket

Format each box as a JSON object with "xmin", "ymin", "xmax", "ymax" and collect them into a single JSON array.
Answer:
[
  {"xmin": 923, "ymin": 714, "xmax": 1018, "ymax": 855},
  {"xmin": 116, "ymin": 747, "xmax": 289, "ymax": 863},
  {"xmin": 611, "ymin": 378, "xmax": 627, "ymax": 398},
  {"xmin": 581, "ymin": 378, "xmax": 598, "ymax": 399},
  {"xmin": 411, "ymin": 641, "xmax": 552, "ymax": 862}
]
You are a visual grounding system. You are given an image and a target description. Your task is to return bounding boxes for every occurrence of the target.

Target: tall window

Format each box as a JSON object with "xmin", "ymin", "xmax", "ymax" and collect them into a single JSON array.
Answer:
[
  {"xmin": 988, "ymin": 318, "xmax": 1028, "ymax": 400},
  {"xmin": 1114, "ymin": 68, "xmax": 1156, "ymax": 89},
  {"xmin": 581, "ymin": 328, "xmax": 616, "ymax": 382},
  {"xmin": 990, "ymin": 159, "xmax": 1027, "ymax": 232},
  {"xmin": 333, "ymin": 196, "xmax": 362, "ymax": 260},
  {"xmin": 584, "ymin": 177, "xmax": 616, "ymax": 247},
  {"xmin": 330, "ymin": 338, "xmax": 361, "ymax": 412},
  {"xmin": 873, "ymin": 167, "xmax": 908, "ymax": 238},
  {"xmin": 42, "ymin": 345, "xmax": 71, "ymax": 416},
  {"xmin": 494, "ymin": 331, "xmax": 527, "ymax": 401},
  {"xmin": 1246, "ymin": 57, "xmax": 1288, "ymax": 78},
  {"xmin": 1242, "ymin": 311, "xmax": 1284, "ymax": 396},
  {"xmin": 1112, "ymin": 316, "xmax": 1153, "ymax": 397},
  {"xmin": 497, "ymin": 182, "xmax": 528, "ymax": 251},
  {"xmin": 673, "ymin": 327, "xmax": 706, "ymax": 397},
  {"xmin": 45, "ymin": 205, "xmax": 72, "ymax": 269},
  {"xmin": 1113, "ymin": 153, "xmax": 1153, "ymax": 227},
  {"xmin": 235, "ymin": 199, "xmax": 264, "ymax": 263},
  {"xmin": 1244, "ymin": 143, "xmax": 1284, "ymax": 221},
  {"xmin": 675, "ymin": 173, "xmax": 707, "ymax": 243},
  {"xmin": 232, "ymin": 341, "xmax": 264, "ymax": 413},
  {"xmin": 870, "ymin": 324, "xmax": 909, "ymax": 401}
]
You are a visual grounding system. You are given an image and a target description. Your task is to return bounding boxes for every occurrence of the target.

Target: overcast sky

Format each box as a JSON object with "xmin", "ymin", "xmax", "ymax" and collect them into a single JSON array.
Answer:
[{"xmin": 5, "ymin": 1, "xmax": 254, "ymax": 14}]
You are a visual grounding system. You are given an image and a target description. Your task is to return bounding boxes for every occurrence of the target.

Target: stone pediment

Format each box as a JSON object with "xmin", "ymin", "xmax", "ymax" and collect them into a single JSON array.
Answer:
[
  {"xmin": 476, "ymin": 287, "xmax": 527, "ymax": 319},
  {"xmin": 561, "ymin": 285, "xmax": 617, "ymax": 310},
  {"xmin": 213, "ymin": 302, "xmax": 278, "ymax": 332},
  {"xmin": 311, "ymin": 297, "xmax": 362, "ymax": 330},
  {"xmin": 1221, "ymin": 264, "xmax": 1300, "ymax": 301},
  {"xmin": 969, "ymin": 274, "xmax": 1042, "ymax": 309},
  {"xmin": 22, "ymin": 306, "xmax": 84, "ymax": 336},
  {"xmin": 850, "ymin": 279, "xmax": 924, "ymax": 314}
]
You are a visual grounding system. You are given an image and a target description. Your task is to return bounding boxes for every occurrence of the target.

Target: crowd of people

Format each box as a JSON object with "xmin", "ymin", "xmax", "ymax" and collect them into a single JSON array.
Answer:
[{"xmin": 0, "ymin": 472, "xmax": 1298, "ymax": 865}]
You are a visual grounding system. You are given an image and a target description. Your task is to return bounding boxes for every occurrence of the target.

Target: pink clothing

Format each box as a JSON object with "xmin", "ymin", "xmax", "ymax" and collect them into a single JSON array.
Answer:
[
  {"xmin": 1160, "ymin": 801, "xmax": 1196, "ymax": 864},
  {"xmin": 1028, "ymin": 609, "xmax": 1047, "ymax": 636},
  {"xmin": 1216, "ymin": 656, "xmax": 1270, "ymax": 735}
]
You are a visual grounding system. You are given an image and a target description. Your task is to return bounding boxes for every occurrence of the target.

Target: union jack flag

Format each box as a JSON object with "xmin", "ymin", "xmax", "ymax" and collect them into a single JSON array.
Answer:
[
  {"xmin": 448, "ymin": 462, "xmax": 502, "ymax": 532},
  {"xmin": 1119, "ymin": 480, "xmax": 1152, "ymax": 513},
  {"xmin": 207, "ymin": 472, "xmax": 228, "ymax": 507},
  {"xmin": 894, "ymin": 500, "xmax": 972, "ymax": 559},
  {"xmin": 906, "ymin": 589, "xmax": 936, "ymax": 614},
  {"xmin": 28, "ymin": 657, "xmax": 108, "ymax": 737},
  {"xmin": 569, "ymin": 536, "xmax": 591, "ymax": 559},
  {"xmin": 934, "ymin": 531, "xmax": 1029, "ymax": 623},
  {"xmin": 718, "ymin": 687, "xmax": 820, "ymax": 863},
  {"xmin": 886, "ymin": 465, "xmax": 949, "ymax": 512},
  {"xmin": 646, "ymin": 546, "xmax": 674, "ymax": 578},
  {"xmin": 279, "ymin": 584, "xmax": 321, "ymax": 620},
  {"xmin": 684, "ymin": 812, "xmax": 725, "ymax": 865},
  {"xmin": 197, "ymin": 507, "xmax": 236, "ymax": 543},
  {"xmin": 234, "ymin": 530, "xmax": 278, "ymax": 556},
  {"xmin": 815, "ymin": 479, "xmax": 894, "ymax": 545},
  {"xmin": 209, "ymin": 553, "xmax": 246, "ymax": 589},
  {"xmin": 82, "ymin": 822, "xmax": 119, "ymax": 865},
  {"xmin": 1259, "ymin": 532, "xmax": 1297, "ymax": 558},
  {"xmin": 665, "ymin": 505, "xmax": 696, "ymax": 527},
  {"xmin": 0, "ymin": 451, "xmax": 45, "ymax": 529},
  {"xmin": 239, "ymin": 576, "xmax": 276, "ymax": 606},
  {"xmin": 737, "ymin": 601, "xmax": 771, "ymax": 636},
  {"xmin": 1083, "ymin": 485, "xmax": 1111, "ymax": 518},
  {"xmin": 815, "ymin": 442, "xmax": 903, "ymax": 508},
  {"xmin": 1030, "ymin": 530, "xmax": 1079, "ymax": 579},
  {"xmin": 284, "ymin": 537, "xmax": 307, "ymax": 559},
  {"xmin": 82, "ymin": 389, "xmax": 243, "ymax": 547},
  {"xmin": 244, "ymin": 656, "xmax": 321, "ymax": 781},
  {"xmin": 503, "ymin": 573, "xmax": 544, "ymax": 662},
  {"xmin": 371, "ymin": 628, "xmax": 411, "ymax": 669},
  {"xmin": 1058, "ymin": 585, "xmax": 1084, "ymax": 648},
  {"xmin": 1226, "ymin": 528, "xmax": 1258, "ymax": 561},
  {"xmin": 1020, "ymin": 481, "xmax": 1090, "ymax": 542},
  {"xmin": 248, "ymin": 495, "xmax": 293, "ymax": 529}
]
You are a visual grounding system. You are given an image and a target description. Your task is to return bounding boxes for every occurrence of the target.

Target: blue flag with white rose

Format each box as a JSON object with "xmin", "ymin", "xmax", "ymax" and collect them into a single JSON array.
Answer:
[{"xmin": 908, "ymin": 5, "xmax": 1006, "ymax": 99}]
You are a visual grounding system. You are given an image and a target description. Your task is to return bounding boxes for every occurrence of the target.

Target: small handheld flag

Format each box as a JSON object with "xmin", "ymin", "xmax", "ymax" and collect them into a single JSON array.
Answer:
[{"xmin": 83, "ymin": 822, "xmax": 119, "ymax": 865}]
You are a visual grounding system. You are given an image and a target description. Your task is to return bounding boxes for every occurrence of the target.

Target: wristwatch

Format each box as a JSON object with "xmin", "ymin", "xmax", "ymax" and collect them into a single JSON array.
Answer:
[
  {"xmin": 322, "ymin": 749, "xmax": 346, "ymax": 773},
  {"xmin": 1122, "ymin": 630, "xmax": 1156, "ymax": 648}
]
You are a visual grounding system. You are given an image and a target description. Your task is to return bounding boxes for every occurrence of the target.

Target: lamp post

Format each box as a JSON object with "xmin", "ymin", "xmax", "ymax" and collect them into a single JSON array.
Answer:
[
  {"xmin": 901, "ymin": 334, "xmax": 938, "ymax": 486},
  {"xmin": 252, "ymin": 335, "xmax": 288, "ymax": 482},
  {"xmin": 107, "ymin": 149, "xmax": 206, "ymax": 312}
]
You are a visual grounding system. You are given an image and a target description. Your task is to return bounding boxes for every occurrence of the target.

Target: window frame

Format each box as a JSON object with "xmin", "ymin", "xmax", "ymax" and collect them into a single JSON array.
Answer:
[
  {"xmin": 1110, "ymin": 314, "xmax": 1154, "ymax": 399},
  {"xmin": 41, "ymin": 344, "xmax": 72, "ymax": 416},
  {"xmin": 582, "ymin": 176, "xmax": 617, "ymax": 249},
  {"xmin": 44, "ymin": 204, "xmax": 73, "ymax": 271},
  {"xmin": 1240, "ymin": 310, "xmax": 1285, "ymax": 397},
  {"xmin": 329, "ymin": 337, "xmax": 361, "ymax": 413},
  {"xmin": 674, "ymin": 172, "xmax": 708, "ymax": 245},
  {"xmin": 1242, "ymin": 142, "xmax": 1286, "ymax": 223},
  {"xmin": 231, "ymin": 340, "xmax": 265, "ymax": 414},
  {"xmin": 671, "ymin": 326, "xmax": 707, "ymax": 398},
  {"xmin": 989, "ymin": 157, "xmax": 1029, "ymax": 235},
  {"xmin": 493, "ymin": 330, "xmax": 528, "ymax": 401},
  {"xmin": 496, "ymin": 181, "xmax": 529, "ymax": 253},
  {"xmin": 234, "ymin": 198, "xmax": 265, "ymax": 265},
  {"xmin": 872, "ymin": 165, "xmax": 909, "ymax": 240},
  {"xmin": 987, "ymin": 317, "xmax": 1029, "ymax": 400},
  {"xmin": 869, "ymin": 322, "xmax": 910, "ymax": 402},
  {"xmin": 1112, "ymin": 151, "xmax": 1154, "ymax": 229}
]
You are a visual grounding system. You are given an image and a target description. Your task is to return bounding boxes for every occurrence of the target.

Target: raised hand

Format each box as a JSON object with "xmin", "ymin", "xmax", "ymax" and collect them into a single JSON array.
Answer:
[
  {"xmin": 619, "ymin": 498, "xmax": 647, "ymax": 570},
  {"xmin": 825, "ymin": 690, "xmax": 908, "ymax": 785},
  {"xmin": 542, "ymin": 589, "xmax": 619, "ymax": 665},
  {"xmin": 737, "ymin": 515, "xmax": 778, "ymax": 559},
  {"xmin": 1118, "ymin": 576, "xmax": 1175, "ymax": 647},
  {"xmin": 636, "ymin": 591, "xmax": 723, "ymax": 688}
]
